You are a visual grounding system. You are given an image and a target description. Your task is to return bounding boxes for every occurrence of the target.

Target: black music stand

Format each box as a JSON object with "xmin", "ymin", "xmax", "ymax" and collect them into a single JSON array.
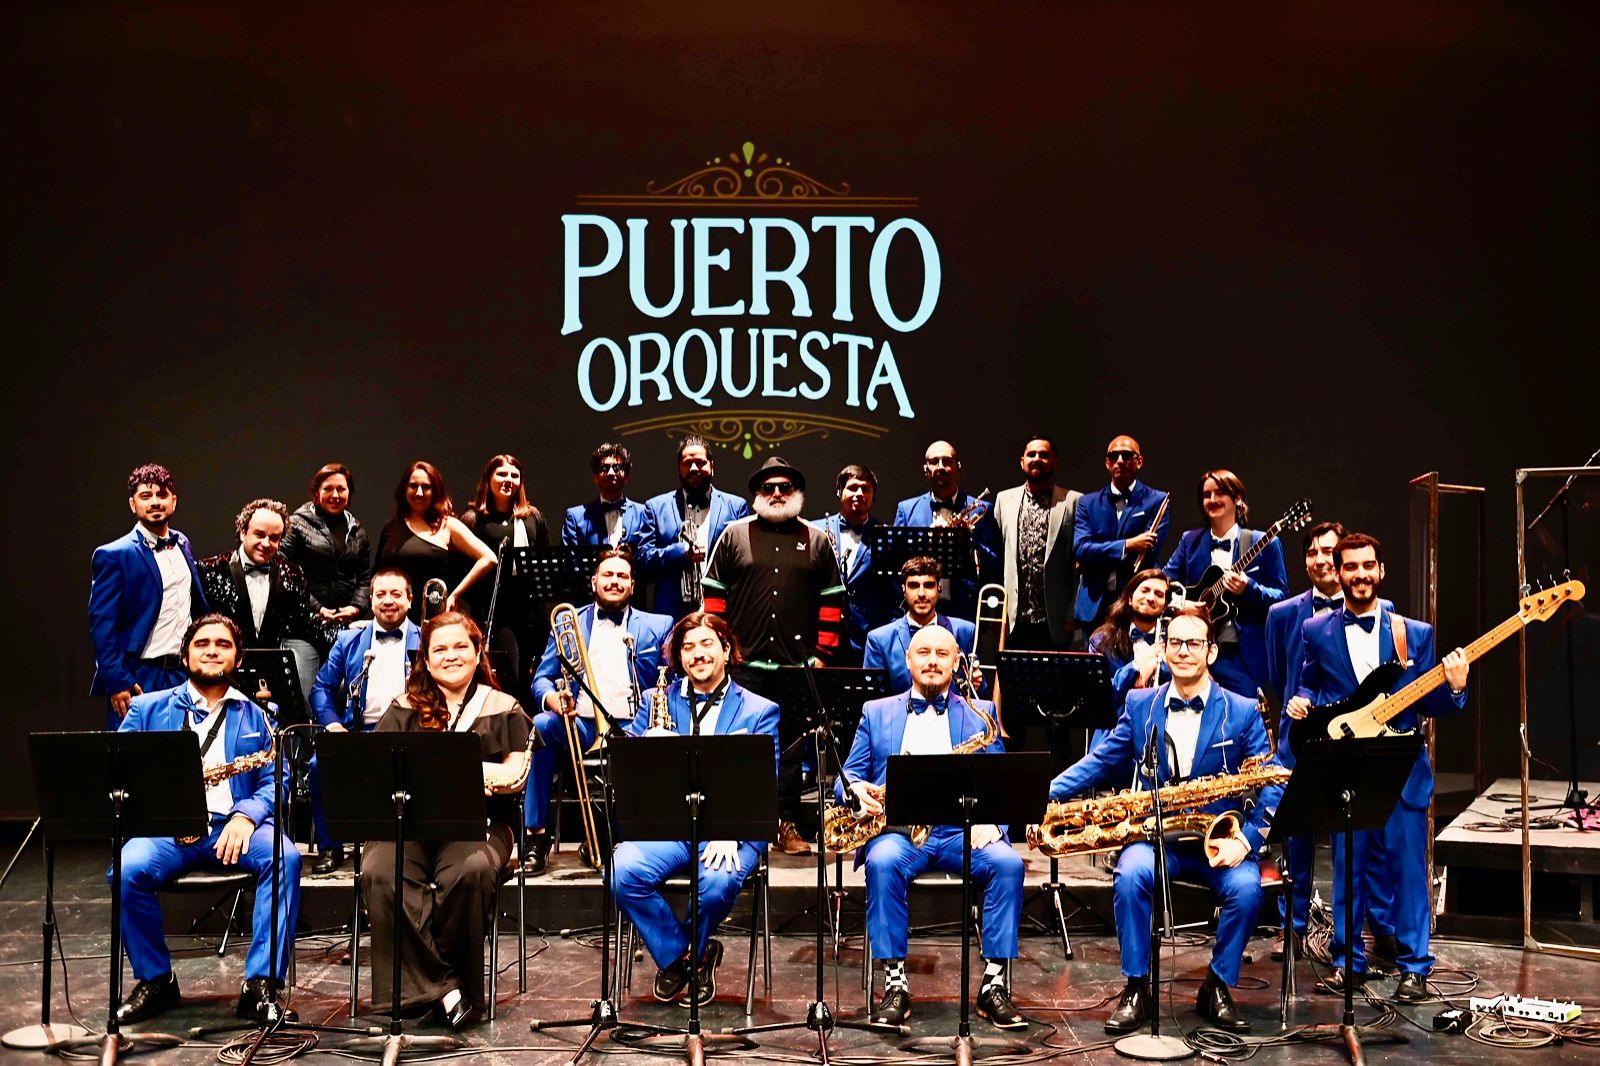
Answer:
[
  {"xmin": 238, "ymin": 650, "xmax": 312, "ymax": 843},
  {"xmin": 605, "ymin": 735, "xmax": 776, "ymax": 1066},
  {"xmin": 1270, "ymin": 736, "xmax": 1421, "ymax": 1066},
  {"xmin": 318, "ymin": 731, "xmax": 485, "ymax": 1061},
  {"xmin": 869, "ymin": 527, "xmax": 976, "ymax": 583},
  {"xmin": 522, "ymin": 546, "xmax": 608, "ymax": 605},
  {"xmin": 31, "ymin": 731, "xmax": 207, "ymax": 1064},
  {"xmin": 886, "ymin": 752, "xmax": 1054, "ymax": 1066},
  {"xmin": 998, "ymin": 650, "xmax": 1118, "ymax": 959}
]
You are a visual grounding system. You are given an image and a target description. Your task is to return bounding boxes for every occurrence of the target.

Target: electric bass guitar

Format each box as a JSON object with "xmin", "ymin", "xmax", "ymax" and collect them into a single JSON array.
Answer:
[
  {"xmin": 1288, "ymin": 578, "xmax": 1584, "ymax": 759},
  {"xmin": 1182, "ymin": 499, "xmax": 1313, "ymax": 628}
]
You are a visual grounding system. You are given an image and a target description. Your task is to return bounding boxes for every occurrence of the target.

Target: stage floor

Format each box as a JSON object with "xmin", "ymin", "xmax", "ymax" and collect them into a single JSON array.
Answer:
[{"xmin": 1, "ymin": 842, "xmax": 1596, "ymax": 1064}]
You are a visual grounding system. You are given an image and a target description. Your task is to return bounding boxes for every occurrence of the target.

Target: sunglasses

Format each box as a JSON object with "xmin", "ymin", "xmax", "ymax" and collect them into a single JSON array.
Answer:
[
  {"xmin": 759, "ymin": 481, "xmax": 795, "ymax": 496},
  {"xmin": 1106, "ymin": 450, "xmax": 1141, "ymax": 462}
]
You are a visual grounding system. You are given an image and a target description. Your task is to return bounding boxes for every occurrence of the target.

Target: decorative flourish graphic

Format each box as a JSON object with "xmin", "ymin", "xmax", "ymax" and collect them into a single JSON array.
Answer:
[
  {"xmin": 577, "ymin": 140, "xmax": 917, "ymax": 209},
  {"xmin": 612, "ymin": 408, "xmax": 888, "ymax": 460}
]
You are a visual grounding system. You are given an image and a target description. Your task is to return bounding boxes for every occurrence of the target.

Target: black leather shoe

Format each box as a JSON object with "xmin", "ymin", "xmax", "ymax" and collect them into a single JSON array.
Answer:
[
  {"xmin": 237, "ymin": 976, "xmax": 273, "ymax": 1021},
  {"xmin": 1318, "ymin": 968, "xmax": 1365, "ymax": 996},
  {"xmin": 434, "ymin": 992, "xmax": 475, "ymax": 1030},
  {"xmin": 1393, "ymin": 972, "xmax": 1429, "ymax": 1003},
  {"xmin": 1105, "ymin": 979, "xmax": 1151, "ymax": 1035},
  {"xmin": 680, "ymin": 939, "xmax": 723, "ymax": 1007},
  {"xmin": 1196, "ymin": 970, "xmax": 1250, "ymax": 1033},
  {"xmin": 521, "ymin": 834, "xmax": 552, "ymax": 877},
  {"xmin": 976, "ymin": 984, "xmax": 1026, "ymax": 1030},
  {"xmin": 312, "ymin": 845, "xmax": 345, "ymax": 876},
  {"xmin": 872, "ymin": 987, "xmax": 912, "ymax": 1026},
  {"xmin": 116, "ymin": 973, "xmax": 180, "ymax": 1025},
  {"xmin": 652, "ymin": 956, "xmax": 693, "ymax": 1002}
]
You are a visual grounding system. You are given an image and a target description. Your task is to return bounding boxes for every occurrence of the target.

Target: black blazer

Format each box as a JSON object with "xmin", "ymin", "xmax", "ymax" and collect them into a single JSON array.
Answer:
[{"xmin": 198, "ymin": 552, "xmax": 335, "ymax": 655}]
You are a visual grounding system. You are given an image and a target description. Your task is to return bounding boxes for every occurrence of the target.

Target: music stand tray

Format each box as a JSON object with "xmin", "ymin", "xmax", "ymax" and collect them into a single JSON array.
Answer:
[{"xmin": 238, "ymin": 648, "xmax": 310, "ymax": 726}]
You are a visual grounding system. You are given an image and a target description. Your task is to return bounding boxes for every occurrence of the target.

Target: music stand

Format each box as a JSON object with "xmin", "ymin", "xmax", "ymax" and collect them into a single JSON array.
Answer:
[
  {"xmin": 998, "ymin": 651, "xmax": 1118, "ymax": 959},
  {"xmin": 869, "ymin": 527, "xmax": 975, "ymax": 582},
  {"xmin": 523, "ymin": 546, "xmax": 608, "ymax": 605},
  {"xmin": 238, "ymin": 650, "xmax": 312, "ymax": 843},
  {"xmin": 1269, "ymin": 736, "xmax": 1422, "ymax": 1066},
  {"xmin": 886, "ymin": 752, "xmax": 1054, "ymax": 1066},
  {"xmin": 30, "ymin": 731, "xmax": 207, "ymax": 1063},
  {"xmin": 318, "ymin": 732, "xmax": 485, "ymax": 1061},
  {"xmin": 607, "ymin": 735, "xmax": 776, "ymax": 1066}
]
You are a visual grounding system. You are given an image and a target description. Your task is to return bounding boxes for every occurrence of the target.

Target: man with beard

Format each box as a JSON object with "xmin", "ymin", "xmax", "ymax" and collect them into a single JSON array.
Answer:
[
  {"xmin": 1087, "ymin": 568, "xmax": 1171, "ymax": 713},
  {"xmin": 89, "ymin": 463, "xmax": 209, "ymax": 728},
  {"xmin": 306, "ymin": 568, "xmax": 421, "ymax": 873},
  {"xmin": 702, "ymin": 456, "xmax": 844, "ymax": 854},
  {"xmin": 841, "ymin": 624, "xmax": 1025, "ymax": 1030},
  {"xmin": 112, "ymin": 614, "xmax": 301, "ymax": 1024},
  {"xmin": 1072, "ymin": 436, "xmax": 1172, "ymax": 631},
  {"xmin": 816, "ymin": 464, "xmax": 892, "ymax": 666},
  {"xmin": 638, "ymin": 435, "xmax": 750, "ymax": 619},
  {"xmin": 994, "ymin": 436, "xmax": 1083, "ymax": 650},
  {"xmin": 1286, "ymin": 533, "xmax": 1468, "ymax": 1003},
  {"xmin": 893, "ymin": 441, "xmax": 1001, "ymax": 619},
  {"xmin": 864, "ymin": 556, "xmax": 979, "ymax": 694},
  {"xmin": 562, "ymin": 442, "xmax": 651, "ymax": 553}
]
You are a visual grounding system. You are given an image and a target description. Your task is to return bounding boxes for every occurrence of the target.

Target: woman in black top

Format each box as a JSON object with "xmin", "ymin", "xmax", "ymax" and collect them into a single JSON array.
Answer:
[
  {"xmin": 462, "ymin": 453, "xmax": 552, "ymax": 689},
  {"xmin": 373, "ymin": 461, "xmax": 496, "ymax": 623},
  {"xmin": 360, "ymin": 611, "xmax": 531, "ymax": 1028},
  {"xmin": 282, "ymin": 462, "xmax": 372, "ymax": 626}
]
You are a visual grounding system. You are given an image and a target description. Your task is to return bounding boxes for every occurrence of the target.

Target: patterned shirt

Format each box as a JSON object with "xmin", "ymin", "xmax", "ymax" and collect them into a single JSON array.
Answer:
[{"xmin": 1015, "ymin": 488, "xmax": 1051, "ymax": 624}]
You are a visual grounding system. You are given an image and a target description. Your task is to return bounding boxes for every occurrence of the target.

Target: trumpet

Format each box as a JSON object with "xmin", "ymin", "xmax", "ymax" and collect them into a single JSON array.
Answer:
[
  {"xmin": 550, "ymin": 602, "xmax": 604, "ymax": 869},
  {"xmin": 932, "ymin": 487, "xmax": 992, "ymax": 530}
]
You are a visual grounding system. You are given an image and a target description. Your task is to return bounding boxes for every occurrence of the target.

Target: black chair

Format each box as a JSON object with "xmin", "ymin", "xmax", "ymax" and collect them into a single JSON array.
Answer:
[
  {"xmin": 860, "ymin": 870, "xmax": 1005, "ymax": 1013},
  {"xmin": 165, "ymin": 867, "xmax": 257, "ymax": 959}
]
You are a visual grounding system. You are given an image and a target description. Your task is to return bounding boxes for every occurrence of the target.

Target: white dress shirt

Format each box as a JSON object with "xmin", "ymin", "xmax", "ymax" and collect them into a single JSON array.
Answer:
[
  {"xmin": 900, "ymin": 691, "xmax": 955, "ymax": 755},
  {"xmin": 364, "ymin": 622, "xmax": 412, "ymax": 727},
  {"xmin": 140, "ymin": 527, "xmax": 193, "ymax": 659},
  {"xmin": 1164, "ymin": 678, "xmax": 1212, "ymax": 780},
  {"xmin": 187, "ymin": 682, "xmax": 245, "ymax": 820},
  {"xmin": 581, "ymin": 612, "xmax": 633, "ymax": 720},
  {"xmin": 237, "ymin": 547, "xmax": 271, "ymax": 634},
  {"xmin": 1209, "ymin": 523, "xmax": 1240, "ymax": 571},
  {"xmin": 1343, "ymin": 607, "xmax": 1383, "ymax": 683}
]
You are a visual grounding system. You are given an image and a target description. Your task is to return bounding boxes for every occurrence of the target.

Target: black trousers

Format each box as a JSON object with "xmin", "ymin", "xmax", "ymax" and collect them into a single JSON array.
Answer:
[{"xmin": 360, "ymin": 829, "xmax": 511, "ymax": 1012}]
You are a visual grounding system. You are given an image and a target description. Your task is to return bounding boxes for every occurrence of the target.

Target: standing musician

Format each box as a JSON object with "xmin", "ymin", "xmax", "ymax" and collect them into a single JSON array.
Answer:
[
  {"xmin": 863, "ymin": 556, "xmax": 980, "ymax": 695},
  {"xmin": 892, "ymin": 440, "xmax": 1001, "ymax": 619},
  {"xmin": 841, "ymin": 623, "xmax": 1025, "ymax": 1030},
  {"xmin": 1285, "ymin": 533, "xmax": 1468, "ymax": 1002},
  {"xmin": 612, "ymin": 612, "xmax": 780, "ymax": 1006},
  {"xmin": 307, "ymin": 568, "xmax": 421, "ymax": 874},
  {"xmin": 89, "ymin": 463, "xmax": 208, "ymax": 728},
  {"xmin": 816, "ymin": 463, "xmax": 892, "ymax": 666},
  {"xmin": 524, "ymin": 547, "xmax": 673, "ymax": 874},
  {"xmin": 561, "ymin": 442, "xmax": 650, "ymax": 552},
  {"xmin": 1048, "ymin": 606, "xmax": 1282, "ymax": 1035},
  {"xmin": 1162, "ymin": 470, "xmax": 1287, "ymax": 699},
  {"xmin": 1073, "ymin": 436, "xmax": 1172, "ymax": 631},
  {"xmin": 359, "ymin": 612, "xmax": 533, "ymax": 1029},
  {"xmin": 638, "ymin": 434, "xmax": 749, "ymax": 619},
  {"xmin": 995, "ymin": 435, "xmax": 1082, "ymax": 650},
  {"xmin": 112, "ymin": 614, "xmax": 300, "ymax": 1025}
]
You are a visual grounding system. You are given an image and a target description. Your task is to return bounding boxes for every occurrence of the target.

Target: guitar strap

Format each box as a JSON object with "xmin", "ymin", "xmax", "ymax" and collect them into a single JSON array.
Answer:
[{"xmin": 1389, "ymin": 612, "xmax": 1409, "ymax": 666}]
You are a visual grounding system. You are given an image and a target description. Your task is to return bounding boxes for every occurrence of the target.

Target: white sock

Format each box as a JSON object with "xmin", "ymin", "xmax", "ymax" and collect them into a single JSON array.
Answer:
[
  {"xmin": 883, "ymin": 959, "xmax": 908, "ymax": 992},
  {"xmin": 981, "ymin": 959, "xmax": 1006, "ymax": 992}
]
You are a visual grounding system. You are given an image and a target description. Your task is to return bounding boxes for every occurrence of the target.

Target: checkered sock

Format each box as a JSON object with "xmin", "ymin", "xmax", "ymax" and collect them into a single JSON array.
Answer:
[
  {"xmin": 883, "ymin": 959, "xmax": 908, "ymax": 992},
  {"xmin": 981, "ymin": 959, "xmax": 1007, "ymax": 992}
]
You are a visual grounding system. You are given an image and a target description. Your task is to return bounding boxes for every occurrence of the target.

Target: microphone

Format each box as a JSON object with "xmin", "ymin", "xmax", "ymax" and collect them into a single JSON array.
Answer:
[
  {"xmin": 621, "ymin": 634, "xmax": 642, "ymax": 716},
  {"xmin": 348, "ymin": 649, "xmax": 378, "ymax": 709}
]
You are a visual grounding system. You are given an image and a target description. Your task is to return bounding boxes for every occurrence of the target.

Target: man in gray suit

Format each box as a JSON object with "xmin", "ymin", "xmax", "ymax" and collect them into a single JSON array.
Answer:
[{"xmin": 993, "ymin": 436, "xmax": 1082, "ymax": 653}]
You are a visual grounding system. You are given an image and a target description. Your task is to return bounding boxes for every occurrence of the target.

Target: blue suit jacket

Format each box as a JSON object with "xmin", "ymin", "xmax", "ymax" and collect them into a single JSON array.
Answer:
[
  {"xmin": 1049, "ymin": 682, "xmax": 1282, "ymax": 854},
  {"xmin": 892, "ymin": 492, "xmax": 1001, "ymax": 613},
  {"xmin": 862, "ymin": 615, "xmax": 980, "ymax": 695},
  {"xmin": 310, "ymin": 623, "xmax": 422, "ymax": 729},
  {"xmin": 816, "ymin": 514, "xmax": 895, "ymax": 663},
  {"xmin": 88, "ymin": 528, "xmax": 209, "ymax": 695},
  {"xmin": 1072, "ymin": 483, "xmax": 1172, "ymax": 625},
  {"xmin": 530, "ymin": 604, "xmax": 675, "ymax": 720},
  {"xmin": 1086, "ymin": 627, "xmax": 1162, "ymax": 710},
  {"xmin": 561, "ymin": 498, "xmax": 651, "ymax": 550},
  {"xmin": 1163, "ymin": 527, "xmax": 1288, "ymax": 687},
  {"xmin": 1293, "ymin": 607, "xmax": 1465, "ymax": 809},
  {"xmin": 119, "ymin": 684, "xmax": 279, "ymax": 829},
  {"xmin": 1264, "ymin": 592, "xmax": 1393, "ymax": 762},
  {"xmin": 637, "ymin": 487, "xmax": 750, "ymax": 618}
]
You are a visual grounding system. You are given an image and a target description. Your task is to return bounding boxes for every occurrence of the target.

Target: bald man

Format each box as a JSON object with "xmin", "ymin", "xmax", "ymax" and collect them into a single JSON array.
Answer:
[
  {"xmin": 1071, "ymin": 435, "xmax": 1172, "ymax": 629},
  {"xmin": 837, "ymin": 623, "xmax": 1025, "ymax": 1030},
  {"xmin": 892, "ymin": 440, "xmax": 1001, "ymax": 619}
]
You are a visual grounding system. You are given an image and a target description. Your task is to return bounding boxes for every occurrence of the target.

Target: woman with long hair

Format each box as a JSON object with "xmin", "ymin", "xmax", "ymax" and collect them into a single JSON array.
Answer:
[
  {"xmin": 373, "ymin": 461, "xmax": 497, "ymax": 623},
  {"xmin": 461, "ymin": 453, "xmax": 551, "ymax": 687}
]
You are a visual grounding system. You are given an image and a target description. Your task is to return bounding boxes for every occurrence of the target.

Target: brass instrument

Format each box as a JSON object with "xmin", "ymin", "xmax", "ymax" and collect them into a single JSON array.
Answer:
[
  {"xmin": 643, "ymin": 665, "xmax": 676, "ymax": 736},
  {"xmin": 972, "ymin": 582, "xmax": 1008, "ymax": 737},
  {"xmin": 821, "ymin": 694, "xmax": 1001, "ymax": 853},
  {"xmin": 486, "ymin": 728, "xmax": 537, "ymax": 796},
  {"xmin": 549, "ymin": 602, "xmax": 604, "ymax": 869},
  {"xmin": 177, "ymin": 741, "xmax": 277, "ymax": 845},
  {"xmin": 680, "ymin": 514, "xmax": 703, "ymax": 608},
  {"xmin": 1025, "ymin": 753, "xmax": 1290, "ymax": 859},
  {"xmin": 932, "ymin": 487, "xmax": 992, "ymax": 530}
]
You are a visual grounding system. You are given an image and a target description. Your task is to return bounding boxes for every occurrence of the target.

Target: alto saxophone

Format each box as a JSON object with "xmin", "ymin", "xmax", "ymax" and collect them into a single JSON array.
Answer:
[
  {"xmin": 176, "ymin": 739, "xmax": 277, "ymax": 845},
  {"xmin": 821, "ymin": 693, "xmax": 999, "ymax": 853},
  {"xmin": 643, "ymin": 665, "xmax": 676, "ymax": 736}
]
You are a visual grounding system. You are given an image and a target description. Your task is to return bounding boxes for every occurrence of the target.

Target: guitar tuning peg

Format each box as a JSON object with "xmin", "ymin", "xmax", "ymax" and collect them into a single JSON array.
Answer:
[
  {"xmin": 1520, "ymin": 583, "xmax": 1532, "ymax": 598},
  {"xmin": 1563, "ymin": 569, "xmax": 1573, "ymax": 582}
]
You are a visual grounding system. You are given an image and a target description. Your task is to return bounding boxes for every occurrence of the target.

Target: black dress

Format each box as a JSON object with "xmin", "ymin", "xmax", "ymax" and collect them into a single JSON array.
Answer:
[
  {"xmin": 374, "ymin": 520, "xmax": 455, "ymax": 623},
  {"xmin": 462, "ymin": 509, "xmax": 552, "ymax": 689},
  {"xmin": 359, "ymin": 689, "xmax": 531, "ymax": 1012}
]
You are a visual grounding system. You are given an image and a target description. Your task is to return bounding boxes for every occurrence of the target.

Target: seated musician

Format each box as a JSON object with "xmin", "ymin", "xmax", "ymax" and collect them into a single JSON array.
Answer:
[
  {"xmin": 359, "ymin": 611, "xmax": 532, "ymax": 1029},
  {"xmin": 524, "ymin": 547, "xmax": 673, "ymax": 874},
  {"xmin": 841, "ymin": 623, "xmax": 1025, "ymax": 1031},
  {"xmin": 1086, "ymin": 568, "xmax": 1171, "ymax": 711},
  {"xmin": 1048, "ymin": 606, "xmax": 1282, "ymax": 1035},
  {"xmin": 862, "ymin": 556, "xmax": 983, "ymax": 695},
  {"xmin": 611, "ymin": 612, "xmax": 779, "ymax": 1006},
  {"xmin": 112, "ymin": 613, "xmax": 300, "ymax": 1025}
]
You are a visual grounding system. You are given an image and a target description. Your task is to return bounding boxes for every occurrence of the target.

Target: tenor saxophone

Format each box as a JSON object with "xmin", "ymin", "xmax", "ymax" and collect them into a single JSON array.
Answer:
[
  {"xmin": 821, "ymin": 694, "xmax": 999, "ymax": 853},
  {"xmin": 176, "ymin": 740, "xmax": 277, "ymax": 845}
]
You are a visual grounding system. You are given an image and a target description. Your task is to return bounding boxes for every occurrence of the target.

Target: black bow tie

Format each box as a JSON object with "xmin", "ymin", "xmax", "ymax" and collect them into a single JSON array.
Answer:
[
  {"xmin": 1130, "ymin": 627, "xmax": 1154, "ymax": 645},
  {"xmin": 1166, "ymin": 695, "xmax": 1205, "ymax": 713},
  {"xmin": 1210, "ymin": 536, "xmax": 1234, "ymax": 553},
  {"xmin": 599, "ymin": 499, "xmax": 624, "ymax": 513},
  {"xmin": 910, "ymin": 693, "xmax": 949, "ymax": 715},
  {"xmin": 374, "ymin": 628, "xmax": 404, "ymax": 643},
  {"xmin": 241, "ymin": 560, "xmax": 271, "ymax": 575},
  {"xmin": 1343, "ymin": 611, "xmax": 1376, "ymax": 633},
  {"xmin": 683, "ymin": 490, "xmax": 710, "ymax": 509},
  {"xmin": 148, "ymin": 534, "xmax": 179, "ymax": 551},
  {"xmin": 1312, "ymin": 595, "xmax": 1342, "ymax": 612},
  {"xmin": 1109, "ymin": 489, "xmax": 1128, "ymax": 502},
  {"xmin": 596, "ymin": 609, "xmax": 625, "ymax": 626}
]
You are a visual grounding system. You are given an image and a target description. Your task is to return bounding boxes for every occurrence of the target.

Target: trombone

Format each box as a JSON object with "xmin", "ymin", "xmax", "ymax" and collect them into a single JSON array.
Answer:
[
  {"xmin": 970, "ymin": 582, "xmax": 1008, "ymax": 736},
  {"xmin": 549, "ymin": 602, "xmax": 605, "ymax": 869}
]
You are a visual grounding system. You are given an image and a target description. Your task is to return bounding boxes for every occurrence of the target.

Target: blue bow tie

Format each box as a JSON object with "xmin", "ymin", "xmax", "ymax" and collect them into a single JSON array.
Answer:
[
  {"xmin": 1313, "ymin": 595, "xmax": 1342, "ymax": 612},
  {"xmin": 1210, "ymin": 536, "xmax": 1234, "ymax": 553},
  {"xmin": 374, "ymin": 627, "xmax": 404, "ymax": 642},
  {"xmin": 1343, "ymin": 611, "xmax": 1376, "ymax": 633},
  {"xmin": 596, "ymin": 609, "xmax": 625, "ymax": 626},
  {"xmin": 1166, "ymin": 695, "xmax": 1205, "ymax": 713},
  {"xmin": 1130, "ymin": 627, "xmax": 1154, "ymax": 645},
  {"xmin": 909, "ymin": 693, "xmax": 949, "ymax": 715}
]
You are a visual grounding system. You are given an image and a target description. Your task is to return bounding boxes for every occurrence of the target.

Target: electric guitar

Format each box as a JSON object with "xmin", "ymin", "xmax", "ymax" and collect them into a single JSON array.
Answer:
[
  {"xmin": 1183, "ymin": 499, "xmax": 1313, "ymax": 628},
  {"xmin": 1289, "ymin": 579, "xmax": 1584, "ymax": 758}
]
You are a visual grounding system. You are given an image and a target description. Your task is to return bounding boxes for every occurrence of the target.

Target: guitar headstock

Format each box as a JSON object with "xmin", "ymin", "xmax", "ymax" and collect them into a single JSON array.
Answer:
[
  {"xmin": 1270, "ymin": 499, "xmax": 1314, "ymax": 536},
  {"xmin": 1519, "ymin": 579, "xmax": 1585, "ymax": 624}
]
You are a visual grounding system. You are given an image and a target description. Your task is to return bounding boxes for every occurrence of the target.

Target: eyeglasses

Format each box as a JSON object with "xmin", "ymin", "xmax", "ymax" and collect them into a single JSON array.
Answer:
[
  {"xmin": 759, "ymin": 481, "xmax": 795, "ymax": 496},
  {"xmin": 1162, "ymin": 637, "xmax": 1211, "ymax": 654},
  {"xmin": 1106, "ymin": 450, "xmax": 1140, "ymax": 463}
]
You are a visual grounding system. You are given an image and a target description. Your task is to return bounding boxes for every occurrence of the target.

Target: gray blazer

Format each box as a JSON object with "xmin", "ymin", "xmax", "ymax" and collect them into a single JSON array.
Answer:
[{"xmin": 993, "ymin": 483, "xmax": 1082, "ymax": 642}]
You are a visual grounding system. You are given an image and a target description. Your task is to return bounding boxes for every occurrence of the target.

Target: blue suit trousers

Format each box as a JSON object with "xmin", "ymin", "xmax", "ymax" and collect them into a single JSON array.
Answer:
[
  {"xmin": 1114, "ymin": 841, "xmax": 1261, "ymax": 986},
  {"xmin": 1332, "ymin": 805, "xmax": 1431, "ymax": 975},
  {"xmin": 863, "ymin": 827, "xmax": 1023, "ymax": 960},
  {"xmin": 526, "ymin": 712, "xmax": 599, "ymax": 830},
  {"xmin": 611, "ymin": 840, "xmax": 760, "ymax": 969}
]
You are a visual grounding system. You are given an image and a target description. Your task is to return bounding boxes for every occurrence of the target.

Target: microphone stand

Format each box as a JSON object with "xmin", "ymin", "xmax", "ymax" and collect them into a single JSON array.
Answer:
[
  {"xmin": 0, "ymin": 817, "xmax": 93, "ymax": 1050},
  {"xmin": 483, "ymin": 537, "xmax": 511, "ymax": 648}
]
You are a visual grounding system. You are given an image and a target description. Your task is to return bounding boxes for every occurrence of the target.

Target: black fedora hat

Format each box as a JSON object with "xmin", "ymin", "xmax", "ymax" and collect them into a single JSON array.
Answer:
[{"xmin": 747, "ymin": 455, "xmax": 806, "ymax": 495}]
